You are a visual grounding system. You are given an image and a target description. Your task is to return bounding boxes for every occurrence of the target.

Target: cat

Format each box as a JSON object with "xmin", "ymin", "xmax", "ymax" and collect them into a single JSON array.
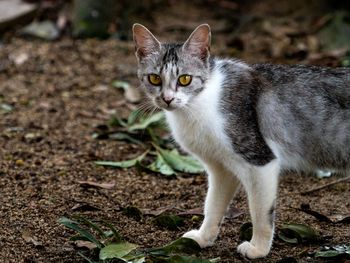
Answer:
[{"xmin": 132, "ymin": 23, "xmax": 350, "ymax": 259}]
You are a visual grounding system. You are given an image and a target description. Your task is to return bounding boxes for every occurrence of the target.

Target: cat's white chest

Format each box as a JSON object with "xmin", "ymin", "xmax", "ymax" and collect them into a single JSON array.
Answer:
[
  {"xmin": 166, "ymin": 108, "xmax": 226, "ymax": 161},
  {"xmin": 165, "ymin": 67, "xmax": 232, "ymax": 163}
]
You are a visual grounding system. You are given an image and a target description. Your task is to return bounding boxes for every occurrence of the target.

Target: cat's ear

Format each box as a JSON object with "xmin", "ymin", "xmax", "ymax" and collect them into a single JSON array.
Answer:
[
  {"xmin": 133, "ymin": 23, "xmax": 161, "ymax": 60},
  {"xmin": 183, "ymin": 24, "xmax": 211, "ymax": 61}
]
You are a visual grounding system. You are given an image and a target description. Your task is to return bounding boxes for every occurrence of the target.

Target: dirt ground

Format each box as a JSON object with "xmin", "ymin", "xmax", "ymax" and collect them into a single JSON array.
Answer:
[{"xmin": 0, "ymin": 1, "xmax": 349, "ymax": 263}]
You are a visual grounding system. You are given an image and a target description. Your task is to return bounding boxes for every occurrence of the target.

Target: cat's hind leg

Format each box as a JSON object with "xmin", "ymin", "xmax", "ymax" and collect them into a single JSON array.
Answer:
[
  {"xmin": 237, "ymin": 159, "xmax": 280, "ymax": 259},
  {"xmin": 183, "ymin": 161, "xmax": 240, "ymax": 247}
]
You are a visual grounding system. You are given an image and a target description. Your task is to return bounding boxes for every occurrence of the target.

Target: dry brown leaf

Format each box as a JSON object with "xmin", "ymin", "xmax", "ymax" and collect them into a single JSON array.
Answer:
[
  {"xmin": 74, "ymin": 240, "xmax": 97, "ymax": 250},
  {"xmin": 178, "ymin": 207, "xmax": 203, "ymax": 216},
  {"xmin": 226, "ymin": 206, "xmax": 244, "ymax": 219},
  {"xmin": 78, "ymin": 180, "xmax": 115, "ymax": 190},
  {"xmin": 22, "ymin": 231, "xmax": 42, "ymax": 247}
]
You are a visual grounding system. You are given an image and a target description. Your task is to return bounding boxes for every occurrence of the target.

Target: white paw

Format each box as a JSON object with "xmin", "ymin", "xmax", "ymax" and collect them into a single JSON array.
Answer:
[
  {"xmin": 182, "ymin": 229, "xmax": 216, "ymax": 248},
  {"xmin": 237, "ymin": 241, "xmax": 269, "ymax": 259}
]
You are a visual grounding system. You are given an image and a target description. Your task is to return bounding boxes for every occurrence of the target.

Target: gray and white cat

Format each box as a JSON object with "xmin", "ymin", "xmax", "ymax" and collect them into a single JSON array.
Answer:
[{"xmin": 132, "ymin": 23, "xmax": 350, "ymax": 259}]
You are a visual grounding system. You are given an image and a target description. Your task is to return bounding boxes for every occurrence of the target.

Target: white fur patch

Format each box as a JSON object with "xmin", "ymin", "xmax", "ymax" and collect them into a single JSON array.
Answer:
[{"xmin": 165, "ymin": 61, "xmax": 233, "ymax": 163}]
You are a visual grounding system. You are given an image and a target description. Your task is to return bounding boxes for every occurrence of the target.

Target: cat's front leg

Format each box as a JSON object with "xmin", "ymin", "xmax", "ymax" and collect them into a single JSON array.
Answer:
[
  {"xmin": 237, "ymin": 159, "xmax": 280, "ymax": 259},
  {"xmin": 183, "ymin": 161, "xmax": 240, "ymax": 248}
]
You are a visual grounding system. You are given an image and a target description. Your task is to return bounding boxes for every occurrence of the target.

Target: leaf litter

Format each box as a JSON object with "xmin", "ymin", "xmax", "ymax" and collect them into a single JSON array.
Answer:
[
  {"xmin": 59, "ymin": 216, "xmax": 218, "ymax": 262},
  {"xmin": 94, "ymin": 114, "xmax": 204, "ymax": 176}
]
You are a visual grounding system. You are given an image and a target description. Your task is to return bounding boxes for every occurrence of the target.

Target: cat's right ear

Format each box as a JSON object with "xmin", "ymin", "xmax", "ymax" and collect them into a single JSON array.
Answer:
[
  {"xmin": 183, "ymin": 24, "xmax": 211, "ymax": 61},
  {"xmin": 132, "ymin": 23, "xmax": 161, "ymax": 60}
]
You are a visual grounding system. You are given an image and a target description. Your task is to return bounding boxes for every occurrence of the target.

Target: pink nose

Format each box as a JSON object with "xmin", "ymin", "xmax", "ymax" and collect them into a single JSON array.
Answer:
[{"xmin": 162, "ymin": 96, "xmax": 174, "ymax": 106}]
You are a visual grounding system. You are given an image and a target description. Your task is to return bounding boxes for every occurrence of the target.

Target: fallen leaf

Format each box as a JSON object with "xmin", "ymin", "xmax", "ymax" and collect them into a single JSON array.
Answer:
[
  {"xmin": 299, "ymin": 203, "xmax": 350, "ymax": 224},
  {"xmin": 226, "ymin": 206, "xmax": 243, "ymax": 219},
  {"xmin": 328, "ymin": 214, "xmax": 350, "ymax": 224},
  {"xmin": 99, "ymin": 242, "xmax": 138, "ymax": 260},
  {"xmin": 22, "ymin": 231, "xmax": 43, "ymax": 247},
  {"xmin": 147, "ymin": 153, "xmax": 176, "ymax": 176},
  {"xmin": 78, "ymin": 180, "xmax": 115, "ymax": 190},
  {"xmin": 152, "ymin": 214, "xmax": 184, "ymax": 230},
  {"xmin": 178, "ymin": 207, "xmax": 203, "ymax": 216},
  {"xmin": 239, "ymin": 222, "xmax": 253, "ymax": 242},
  {"xmin": 108, "ymin": 132, "xmax": 144, "ymax": 145},
  {"xmin": 299, "ymin": 203, "xmax": 332, "ymax": 223},
  {"xmin": 142, "ymin": 205, "xmax": 176, "ymax": 216},
  {"xmin": 278, "ymin": 223, "xmax": 320, "ymax": 244},
  {"xmin": 75, "ymin": 240, "xmax": 97, "ymax": 250},
  {"xmin": 156, "ymin": 147, "xmax": 204, "ymax": 174},
  {"xmin": 95, "ymin": 151, "xmax": 148, "ymax": 169},
  {"xmin": 127, "ymin": 109, "xmax": 140, "ymax": 126},
  {"xmin": 111, "ymin": 80, "xmax": 130, "ymax": 90},
  {"xmin": 314, "ymin": 244, "xmax": 350, "ymax": 259},
  {"xmin": 58, "ymin": 217, "xmax": 103, "ymax": 249},
  {"xmin": 149, "ymin": 237, "xmax": 201, "ymax": 255},
  {"xmin": 128, "ymin": 112, "xmax": 165, "ymax": 131}
]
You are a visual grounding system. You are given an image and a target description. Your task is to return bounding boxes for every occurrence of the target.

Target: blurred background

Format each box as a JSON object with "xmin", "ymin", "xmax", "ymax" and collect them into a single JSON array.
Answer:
[
  {"xmin": 1, "ymin": 0, "xmax": 350, "ymax": 65},
  {"xmin": 0, "ymin": 1, "xmax": 350, "ymax": 262}
]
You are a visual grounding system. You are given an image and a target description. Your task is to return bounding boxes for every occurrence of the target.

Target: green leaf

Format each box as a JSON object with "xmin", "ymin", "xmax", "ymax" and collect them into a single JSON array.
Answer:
[
  {"xmin": 77, "ymin": 252, "xmax": 97, "ymax": 263},
  {"xmin": 74, "ymin": 216, "xmax": 107, "ymax": 239},
  {"xmin": 155, "ymin": 146, "xmax": 204, "ymax": 174},
  {"xmin": 127, "ymin": 109, "xmax": 141, "ymax": 126},
  {"xmin": 112, "ymin": 80, "xmax": 130, "ymax": 90},
  {"xmin": 95, "ymin": 151, "xmax": 148, "ymax": 168},
  {"xmin": 109, "ymin": 115, "xmax": 127, "ymax": 127},
  {"xmin": 278, "ymin": 223, "xmax": 319, "ymax": 244},
  {"xmin": 149, "ymin": 237, "xmax": 201, "ymax": 255},
  {"xmin": 109, "ymin": 132, "xmax": 144, "ymax": 145},
  {"xmin": 128, "ymin": 112, "xmax": 165, "ymax": 131},
  {"xmin": 101, "ymin": 220, "xmax": 123, "ymax": 242},
  {"xmin": 147, "ymin": 153, "xmax": 176, "ymax": 176},
  {"xmin": 315, "ymin": 244, "xmax": 350, "ymax": 259},
  {"xmin": 58, "ymin": 217, "xmax": 103, "ymax": 249},
  {"xmin": 99, "ymin": 242, "xmax": 138, "ymax": 260},
  {"xmin": 239, "ymin": 222, "xmax": 252, "ymax": 242},
  {"xmin": 152, "ymin": 214, "xmax": 184, "ymax": 231}
]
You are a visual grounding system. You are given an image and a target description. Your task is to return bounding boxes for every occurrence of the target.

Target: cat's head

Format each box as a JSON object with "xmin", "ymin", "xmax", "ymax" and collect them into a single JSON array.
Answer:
[{"xmin": 133, "ymin": 23, "xmax": 211, "ymax": 111}]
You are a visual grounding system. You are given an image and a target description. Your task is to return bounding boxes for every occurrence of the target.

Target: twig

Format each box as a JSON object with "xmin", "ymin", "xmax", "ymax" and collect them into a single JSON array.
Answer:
[{"xmin": 300, "ymin": 176, "xmax": 350, "ymax": 195}]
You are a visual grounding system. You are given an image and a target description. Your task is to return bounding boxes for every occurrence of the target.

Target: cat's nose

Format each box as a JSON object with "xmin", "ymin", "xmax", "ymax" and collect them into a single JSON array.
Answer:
[{"xmin": 162, "ymin": 96, "xmax": 174, "ymax": 106}]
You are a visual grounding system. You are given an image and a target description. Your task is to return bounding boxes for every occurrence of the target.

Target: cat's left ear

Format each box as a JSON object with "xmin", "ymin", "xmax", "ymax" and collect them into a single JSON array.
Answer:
[
  {"xmin": 133, "ymin": 23, "xmax": 161, "ymax": 61},
  {"xmin": 183, "ymin": 24, "xmax": 211, "ymax": 61}
]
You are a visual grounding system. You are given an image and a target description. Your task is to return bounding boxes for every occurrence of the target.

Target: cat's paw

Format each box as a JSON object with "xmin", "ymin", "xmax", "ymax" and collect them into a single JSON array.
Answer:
[
  {"xmin": 237, "ymin": 241, "xmax": 269, "ymax": 259},
  {"xmin": 182, "ymin": 229, "xmax": 215, "ymax": 248}
]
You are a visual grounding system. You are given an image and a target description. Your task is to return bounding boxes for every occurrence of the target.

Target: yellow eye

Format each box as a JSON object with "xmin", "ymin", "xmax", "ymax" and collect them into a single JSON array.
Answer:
[
  {"xmin": 178, "ymin": 75, "xmax": 192, "ymax": 86},
  {"xmin": 148, "ymin": 74, "xmax": 162, "ymax": 86}
]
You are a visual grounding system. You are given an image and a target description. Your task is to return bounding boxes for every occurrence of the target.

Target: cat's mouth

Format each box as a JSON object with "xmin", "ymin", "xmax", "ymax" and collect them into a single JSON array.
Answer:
[{"xmin": 158, "ymin": 103, "xmax": 177, "ymax": 111}]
